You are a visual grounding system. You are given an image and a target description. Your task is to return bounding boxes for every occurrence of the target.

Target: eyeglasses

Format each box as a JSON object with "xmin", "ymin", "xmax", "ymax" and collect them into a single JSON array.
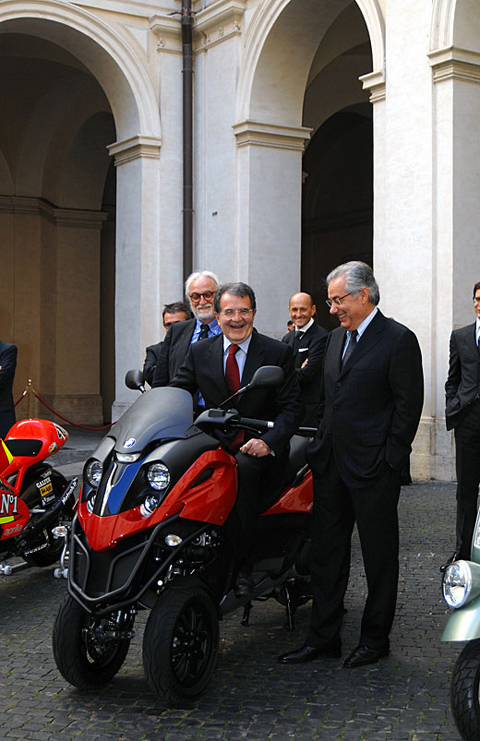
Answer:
[
  {"xmin": 220, "ymin": 308, "xmax": 253, "ymax": 318},
  {"xmin": 189, "ymin": 291, "xmax": 214, "ymax": 303},
  {"xmin": 473, "ymin": 297, "xmax": 480, "ymax": 304},
  {"xmin": 325, "ymin": 292, "xmax": 351, "ymax": 308}
]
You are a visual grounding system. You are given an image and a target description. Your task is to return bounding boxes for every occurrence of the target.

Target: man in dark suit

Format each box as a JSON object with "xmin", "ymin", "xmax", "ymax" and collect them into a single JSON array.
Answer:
[
  {"xmin": 279, "ymin": 261, "xmax": 423, "ymax": 668},
  {"xmin": 152, "ymin": 271, "xmax": 221, "ymax": 388},
  {"xmin": 282, "ymin": 292, "xmax": 328, "ymax": 426},
  {"xmin": 143, "ymin": 302, "xmax": 191, "ymax": 386},
  {"xmin": 171, "ymin": 282, "xmax": 302, "ymax": 595},
  {"xmin": 0, "ymin": 341, "xmax": 17, "ymax": 439},
  {"xmin": 444, "ymin": 280, "xmax": 480, "ymax": 567}
]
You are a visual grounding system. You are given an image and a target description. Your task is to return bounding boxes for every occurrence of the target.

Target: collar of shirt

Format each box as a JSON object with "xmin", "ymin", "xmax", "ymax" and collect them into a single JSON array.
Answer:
[
  {"xmin": 295, "ymin": 317, "xmax": 314, "ymax": 334},
  {"xmin": 191, "ymin": 317, "xmax": 221, "ymax": 342},
  {"xmin": 222, "ymin": 335, "xmax": 252, "ymax": 379},
  {"xmin": 354, "ymin": 305, "xmax": 378, "ymax": 339}
]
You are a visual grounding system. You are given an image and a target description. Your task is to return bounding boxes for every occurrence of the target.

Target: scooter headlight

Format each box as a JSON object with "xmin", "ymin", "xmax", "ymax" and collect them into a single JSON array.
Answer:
[
  {"xmin": 85, "ymin": 460, "xmax": 103, "ymax": 487},
  {"xmin": 443, "ymin": 561, "xmax": 472, "ymax": 608},
  {"xmin": 140, "ymin": 494, "xmax": 160, "ymax": 517},
  {"xmin": 147, "ymin": 463, "xmax": 170, "ymax": 492}
]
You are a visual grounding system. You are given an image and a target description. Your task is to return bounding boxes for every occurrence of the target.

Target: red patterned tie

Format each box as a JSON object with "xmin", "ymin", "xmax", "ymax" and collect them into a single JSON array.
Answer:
[
  {"xmin": 225, "ymin": 344, "xmax": 244, "ymax": 452},
  {"xmin": 225, "ymin": 344, "xmax": 240, "ymax": 400}
]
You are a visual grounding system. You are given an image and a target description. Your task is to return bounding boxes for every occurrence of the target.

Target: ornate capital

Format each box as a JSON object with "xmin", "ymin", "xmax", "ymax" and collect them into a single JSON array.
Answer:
[
  {"xmin": 194, "ymin": 0, "xmax": 245, "ymax": 51},
  {"xmin": 233, "ymin": 121, "xmax": 312, "ymax": 151},
  {"xmin": 108, "ymin": 135, "xmax": 162, "ymax": 166},
  {"xmin": 149, "ymin": 13, "xmax": 182, "ymax": 54}
]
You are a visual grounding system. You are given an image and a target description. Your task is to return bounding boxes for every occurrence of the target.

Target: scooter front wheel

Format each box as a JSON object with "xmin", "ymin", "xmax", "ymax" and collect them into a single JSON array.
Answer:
[
  {"xmin": 52, "ymin": 595, "xmax": 133, "ymax": 689},
  {"xmin": 143, "ymin": 583, "xmax": 219, "ymax": 705},
  {"xmin": 451, "ymin": 638, "xmax": 480, "ymax": 740}
]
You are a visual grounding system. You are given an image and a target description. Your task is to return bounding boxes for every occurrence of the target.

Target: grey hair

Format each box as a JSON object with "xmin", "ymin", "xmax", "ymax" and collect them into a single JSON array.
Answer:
[
  {"xmin": 214, "ymin": 282, "xmax": 256, "ymax": 313},
  {"xmin": 326, "ymin": 261, "xmax": 380, "ymax": 306},
  {"xmin": 185, "ymin": 271, "xmax": 220, "ymax": 298}
]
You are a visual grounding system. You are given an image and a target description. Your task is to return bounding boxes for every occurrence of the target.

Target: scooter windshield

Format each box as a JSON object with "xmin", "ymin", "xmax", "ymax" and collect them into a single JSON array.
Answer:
[{"xmin": 112, "ymin": 387, "xmax": 194, "ymax": 453}]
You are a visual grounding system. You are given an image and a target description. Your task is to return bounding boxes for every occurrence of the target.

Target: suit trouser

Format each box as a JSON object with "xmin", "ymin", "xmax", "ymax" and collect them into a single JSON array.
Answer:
[
  {"xmin": 454, "ymin": 404, "xmax": 480, "ymax": 558},
  {"xmin": 225, "ymin": 449, "xmax": 289, "ymax": 572},
  {"xmin": 307, "ymin": 456, "xmax": 401, "ymax": 651}
]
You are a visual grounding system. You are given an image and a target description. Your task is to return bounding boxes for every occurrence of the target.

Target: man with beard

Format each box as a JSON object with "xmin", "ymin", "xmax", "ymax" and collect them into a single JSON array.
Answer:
[{"xmin": 152, "ymin": 271, "xmax": 221, "ymax": 388}]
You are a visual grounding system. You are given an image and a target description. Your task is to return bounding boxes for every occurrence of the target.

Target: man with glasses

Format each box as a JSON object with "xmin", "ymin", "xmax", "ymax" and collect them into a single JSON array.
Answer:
[
  {"xmin": 279, "ymin": 261, "xmax": 423, "ymax": 669},
  {"xmin": 171, "ymin": 282, "xmax": 302, "ymax": 596},
  {"xmin": 152, "ymin": 271, "xmax": 221, "ymax": 388},
  {"xmin": 443, "ymin": 281, "xmax": 480, "ymax": 569}
]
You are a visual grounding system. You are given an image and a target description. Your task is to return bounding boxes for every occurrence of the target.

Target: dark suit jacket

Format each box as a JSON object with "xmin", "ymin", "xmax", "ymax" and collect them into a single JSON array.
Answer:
[
  {"xmin": 0, "ymin": 341, "xmax": 17, "ymax": 438},
  {"xmin": 143, "ymin": 341, "xmax": 163, "ymax": 386},
  {"xmin": 152, "ymin": 319, "xmax": 196, "ymax": 387},
  {"xmin": 170, "ymin": 330, "xmax": 303, "ymax": 456},
  {"xmin": 282, "ymin": 322, "xmax": 328, "ymax": 424},
  {"xmin": 445, "ymin": 322, "xmax": 480, "ymax": 430},
  {"xmin": 307, "ymin": 310, "xmax": 424, "ymax": 488}
]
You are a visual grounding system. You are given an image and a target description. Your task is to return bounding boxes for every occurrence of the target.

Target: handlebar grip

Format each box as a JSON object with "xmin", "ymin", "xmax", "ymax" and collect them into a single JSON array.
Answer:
[{"xmin": 237, "ymin": 417, "xmax": 274, "ymax": 431}]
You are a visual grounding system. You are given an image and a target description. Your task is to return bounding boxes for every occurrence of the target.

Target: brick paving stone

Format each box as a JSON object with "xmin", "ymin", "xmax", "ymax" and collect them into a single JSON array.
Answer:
[{"xmin": 0, "ymin": 480, "xmax": 468, "ymax": 739}]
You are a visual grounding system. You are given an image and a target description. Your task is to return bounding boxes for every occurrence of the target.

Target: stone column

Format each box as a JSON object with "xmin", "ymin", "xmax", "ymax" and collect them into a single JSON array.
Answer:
[{"xmin": 108, "ymin": 136, "xmax": 161, "ymax": 421}]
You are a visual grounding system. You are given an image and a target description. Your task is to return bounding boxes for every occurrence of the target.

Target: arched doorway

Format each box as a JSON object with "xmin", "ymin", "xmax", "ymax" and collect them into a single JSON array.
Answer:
[
  {"xmin": 234, "ymin": 0, "xmax": 383, "ymax": 337},
  {"xmin": 0, "ymin": 2, "xmax": 161, "ymax": 424}
]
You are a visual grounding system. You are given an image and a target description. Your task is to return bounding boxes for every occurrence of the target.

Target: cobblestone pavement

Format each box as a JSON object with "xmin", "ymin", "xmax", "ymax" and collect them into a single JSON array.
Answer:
[{"xmin": 0, "ymin": 432, "xmax": 466, "ymax": 740}]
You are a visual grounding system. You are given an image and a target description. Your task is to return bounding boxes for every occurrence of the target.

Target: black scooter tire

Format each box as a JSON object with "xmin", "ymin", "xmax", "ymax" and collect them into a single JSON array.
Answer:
[
  {"xmin": 143, "ymin": 584, "xmax": 219, "ymax": 705},
  {"xmin": 451, "ymin": 638, "xmax": 480, "ymax": 740},
  {"xmin": 22, "ymin": 529, "xmax": 63, "ymax": 567},
  {"xmin": 52, "ymin": 595, "xmax": 132, "ymax": 689}
]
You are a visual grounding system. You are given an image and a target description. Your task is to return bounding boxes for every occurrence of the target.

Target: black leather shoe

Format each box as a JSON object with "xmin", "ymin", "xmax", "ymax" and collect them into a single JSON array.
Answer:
[
  {"xmin": 234, "ymin": 573, "xmax": 254, "ymax": 598},
  {"xmin": 440, "ymin": 552, "xmax": 460, "ymax": 573},
  {"xmin": 343, "ymin": 645, "xmax": 389, "ymax": 668},
  {"xmin": 278, "ymin": 642, "xmax": 341, "ymax": 663}
]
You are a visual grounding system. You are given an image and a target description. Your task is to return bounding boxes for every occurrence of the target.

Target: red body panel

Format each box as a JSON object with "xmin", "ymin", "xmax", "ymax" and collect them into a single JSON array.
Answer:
[
  {"xmin": 78, "ymin": 448, "xmax": 239, "ymax": 552},
  {"xmin": 0, "ymin": 484, "xmax": 30, "ymax": 541},
  {"xmin": 3, "ymin": 420, "xmax": 69, "ymax": 494}
]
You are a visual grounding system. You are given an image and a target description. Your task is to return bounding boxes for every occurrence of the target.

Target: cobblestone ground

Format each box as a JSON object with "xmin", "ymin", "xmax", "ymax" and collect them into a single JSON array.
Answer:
[{"xmin": 0, "ymin": 480, "xmax": 465, "ymax": 740}]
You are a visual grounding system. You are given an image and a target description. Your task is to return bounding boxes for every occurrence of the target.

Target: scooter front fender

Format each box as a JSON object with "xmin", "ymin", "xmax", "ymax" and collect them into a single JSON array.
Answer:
[{"xmin": 442, "ymin": 597, "xmax": 480, "ymax": 641}]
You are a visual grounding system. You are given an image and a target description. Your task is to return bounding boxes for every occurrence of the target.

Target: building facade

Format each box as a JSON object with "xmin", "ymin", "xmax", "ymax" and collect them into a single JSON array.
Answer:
[{"xmin": 0, "ymin": 0, "xmax": 478, "ymax": 479}]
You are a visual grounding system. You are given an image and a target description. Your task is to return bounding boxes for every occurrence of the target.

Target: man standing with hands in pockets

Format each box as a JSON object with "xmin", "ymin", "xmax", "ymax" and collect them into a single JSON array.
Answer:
[{"xmin": 279, "ymin": 261, "xmax": 424, "ymax": 668}]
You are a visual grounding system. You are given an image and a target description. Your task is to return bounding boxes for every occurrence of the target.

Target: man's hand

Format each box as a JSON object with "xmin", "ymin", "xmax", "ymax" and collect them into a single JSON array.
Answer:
[{"xmin": 240, "ymin": 437, "xmax": 271, "ymax": 458}]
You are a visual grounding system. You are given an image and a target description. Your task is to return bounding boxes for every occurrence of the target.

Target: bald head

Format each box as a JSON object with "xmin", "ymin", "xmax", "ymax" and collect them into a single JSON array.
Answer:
[{"xmin": 288, "ymin": 292, "xmax": 316, "ymax": 329}]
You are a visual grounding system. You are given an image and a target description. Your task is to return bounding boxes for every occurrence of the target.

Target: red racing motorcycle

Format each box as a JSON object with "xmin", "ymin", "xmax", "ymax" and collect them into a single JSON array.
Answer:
[
  {"xmin": 52, "ymin": 367, "xmax": 314, "ymax": 705},
  {"xmin": 0, "ymin": 419, "xmax": 79, "ymax": 573}
]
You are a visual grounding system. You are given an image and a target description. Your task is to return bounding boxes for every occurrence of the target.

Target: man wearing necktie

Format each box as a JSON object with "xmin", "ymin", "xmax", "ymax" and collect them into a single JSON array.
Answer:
[
  {"xmin": 152, "ymin": 271, "xmax": 222, "ymax": 388},
  {"xmin": 282, "ymin": 292, "xmax": 328, "ymax": 426},
  {"xmin": 444, "ymin": 281, "xmax": 480, "ymax": 569},
  {"xmin": 170, "ymin": 282, "xmax": 302, "ymax": 596},
  {"xmin": 279, "ymin": 261, "xmax": 424, "ymax": 669}
]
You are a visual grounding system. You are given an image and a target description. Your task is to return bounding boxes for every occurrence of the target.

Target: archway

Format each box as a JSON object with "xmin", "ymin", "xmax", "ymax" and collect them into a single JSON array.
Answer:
[
  {"xmin": 0, "ymin": 1, "xmax": 161, "ymax": 423},
  {"xmin": 234, "ymin": 0, "xmax": 383, "ymax": 336}
]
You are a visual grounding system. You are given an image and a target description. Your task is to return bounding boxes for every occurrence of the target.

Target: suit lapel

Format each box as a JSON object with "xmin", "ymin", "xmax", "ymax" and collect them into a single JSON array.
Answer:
[
  {"xmin": 338, "ymin": 310, "xmax": 385, "ymax": 377},
  {"xmin": 464, "ymin": 322, "xmax": 478, "ymax": 358},
  {"xmin": 241, "ymin": 330, "xmax": 263, "ymax": 388}
]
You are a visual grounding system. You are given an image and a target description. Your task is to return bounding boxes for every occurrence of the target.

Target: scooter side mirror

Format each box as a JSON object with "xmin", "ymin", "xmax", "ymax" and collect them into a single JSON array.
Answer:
[
  {"xmin": 125, "ymin": 369, "xmax": 145, "ymax": 392},
  {"xmin": 249, "ymin": 365, "xmax": 284, "ymax": 389}
]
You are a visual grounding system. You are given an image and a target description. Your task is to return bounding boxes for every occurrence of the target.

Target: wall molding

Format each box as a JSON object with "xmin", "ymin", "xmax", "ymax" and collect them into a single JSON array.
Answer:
[
  {"xmin": 107, "ymin": 135, "xmax": 162, "ymax": 165},
  {"xmin": 233, "ymin": 120, "xmax": 312, "ymax": 151}
]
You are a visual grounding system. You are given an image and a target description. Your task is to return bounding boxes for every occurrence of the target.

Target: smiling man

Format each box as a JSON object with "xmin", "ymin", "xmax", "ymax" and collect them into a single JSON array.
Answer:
[
  {"xmin": 282, "ymin": 292, "xmax": 328, "ymax": 425},
  {"xmin": 170, "ymin": 282, "xmax": 302, "ymax": 596},
  {"xmin": 279, "ymin": 261, "xmax": 424, "ymax": 669}
]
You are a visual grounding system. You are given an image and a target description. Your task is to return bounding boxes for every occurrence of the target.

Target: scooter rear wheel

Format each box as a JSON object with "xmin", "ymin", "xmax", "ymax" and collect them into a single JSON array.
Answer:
[
  {"xmin": 143, "ymin": 583, "xmax": 219, "ymax": 705},
  {"xmin": 451, "ymin": 638, "xmax": 480, "ymax": 740},
  {"xmin": 52, "ymin": 595, "xmax": 133, "ymax": 689}
]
